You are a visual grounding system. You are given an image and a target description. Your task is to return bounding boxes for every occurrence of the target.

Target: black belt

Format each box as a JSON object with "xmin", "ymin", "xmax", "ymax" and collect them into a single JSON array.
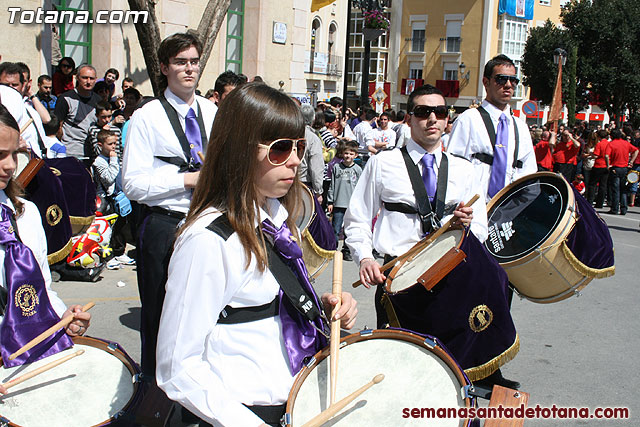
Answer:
[{"xmin": 147, "ymin": 206, "xmax": 186, "ymax": 220}]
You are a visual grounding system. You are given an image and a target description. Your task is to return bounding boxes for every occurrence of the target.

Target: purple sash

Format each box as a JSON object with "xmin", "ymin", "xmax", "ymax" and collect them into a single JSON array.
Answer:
[{"xmin": 0, "ymin": 204, "xmax": 73, "ymax": 367}]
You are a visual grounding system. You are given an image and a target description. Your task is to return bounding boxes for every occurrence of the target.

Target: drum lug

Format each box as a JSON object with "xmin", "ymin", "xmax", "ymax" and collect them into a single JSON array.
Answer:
[
  {"xmin": 0, "ymin": 417, "xmax": 9, "ymax": 427},
  {"xmin": 305, "ymin": 356, "xmax": 316, "ymax": 368},
  {"xmin": 133, "ymin": 373, "xmax": 144, "ymax": 384},
  {"xmin": 574, "ymin": 290, "xmax": 581, "ymax": 297},
  {"xmin": 107, "ymin": 342, "xmax": 118, "ymax": 352},
  {"xmin": 423, "ymin": 337, "xmax": 436, "ymax": 349},
  {"xmin": 359, "ymin": 328, "xmax": 374, "ymax": 337},
  {"xmin": 461, "ymin": 384, "xmax": 473, "ymax": 399},
  {"xmin": 281, "ymin": 413, "xmax": 291, "ymax": 426}
]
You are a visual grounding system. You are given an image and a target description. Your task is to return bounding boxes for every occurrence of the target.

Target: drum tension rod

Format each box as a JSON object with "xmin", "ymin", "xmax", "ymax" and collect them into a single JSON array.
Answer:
[{"xmin": 467, "ymin": 383, "xmax": 493, "ymax": 400}]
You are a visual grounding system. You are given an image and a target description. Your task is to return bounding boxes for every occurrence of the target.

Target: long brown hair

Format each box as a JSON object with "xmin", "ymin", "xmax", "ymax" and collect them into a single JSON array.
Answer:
[
  {"xmin": 0, "ymin": 104, "xmax": 24, "ymax": 216},
  {"xmin": 184, "ymin": 82, "xmax": 305, "ymax": 271}
]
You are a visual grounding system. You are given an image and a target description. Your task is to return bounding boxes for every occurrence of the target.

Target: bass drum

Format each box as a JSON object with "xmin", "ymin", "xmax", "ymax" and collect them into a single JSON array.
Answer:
[
  {"xmin": 285, "ymin": 329, "xmax": 475, "ymax": 426},
  {"xmin": 296, "ymin": 185, "xmax": 336, "ymax": 279},
  {"xmin": 0, "ymin": 336, "xmax": 142, "ymax": 426},
  {"xmin": 485, "ymin": 172, "xmax": 614, "ymax": 303}
]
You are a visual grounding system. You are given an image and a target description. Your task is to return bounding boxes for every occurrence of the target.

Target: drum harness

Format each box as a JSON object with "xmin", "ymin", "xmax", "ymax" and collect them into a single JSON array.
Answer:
[
  {"xmin": 383, "ymin": 146, "xmax": 449, "ymax": 235},
  {"xmin": 154, "ymin": 95, "xmax": 208, "ymax": 173},
  {"xmin": 0, "ymin": 213, "xmax": 21, "ymax": 316},
  {"xmin": 206, "ymin": 214, "xmax": 330, "ymax": 337},
  {"xmin": 472, "ymin": 106, "xmax": 523, "ymax": 172}
]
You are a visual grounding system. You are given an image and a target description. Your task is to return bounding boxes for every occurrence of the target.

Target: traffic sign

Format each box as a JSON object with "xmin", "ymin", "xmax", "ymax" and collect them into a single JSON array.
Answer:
[{"xmin": 522, "ymin": 100, "xmax": 538, "ymax": 117}]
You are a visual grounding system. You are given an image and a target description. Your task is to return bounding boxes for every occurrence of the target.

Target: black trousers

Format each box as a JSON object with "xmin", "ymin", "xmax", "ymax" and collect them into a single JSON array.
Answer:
[
  {"xmin": 590, "ymin": 167, "xmax": 609, "ymax": 207},
  {"xmin": 137, "ymin": 211, "xmax": 181, "ymax": 376}
]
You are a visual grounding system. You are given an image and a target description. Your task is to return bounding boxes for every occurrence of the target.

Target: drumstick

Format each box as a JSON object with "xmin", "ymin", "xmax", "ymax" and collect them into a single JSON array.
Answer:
[
  {"xmin": 19, "ymin": 118, "xmax": 34, "ymax": 135},
  {"xmin": 352, "ymin": 194, "xmax": 480, "ymax": 288},
  {"xmin": 9, "ymin": 302, "xmax": 95, "ymax": 361},
  {"xmin": 1, "ymin": 350, "xmax": 85, "ymax": 391},
  {"xmin": 330, "ymin": 251, "xmax": 343, "ymax": 405},
  {"xmin": 301, "ymin": 374, "xmax": 385, "ymax": 427},
  {"xmin": 197, "ymin": 151, "xmax": 205, "ymax": 163}
]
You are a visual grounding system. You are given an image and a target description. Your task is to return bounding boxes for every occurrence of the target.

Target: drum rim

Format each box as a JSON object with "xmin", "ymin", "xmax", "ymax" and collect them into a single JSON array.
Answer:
[
  {"xmin": 295, "ymin": 184, "xmax": 316, "ymax": 234},
  {"xmin": 285, "ymin": 329, "xmax": 472, "ymax": 426},
  {"xmin": 627, "ymin": 169, "xmax": 640, "ymax": 184},
  {"xmin": 384, "ymin": 228, "xmax": 466, "ymax": 294},
  {"xmin": 0, "ymin": 336, "xmax": 142, "ymax": 427},
  {"xmin": 485, "ymin": 172, "xmax": 576, "ymax": 265}
]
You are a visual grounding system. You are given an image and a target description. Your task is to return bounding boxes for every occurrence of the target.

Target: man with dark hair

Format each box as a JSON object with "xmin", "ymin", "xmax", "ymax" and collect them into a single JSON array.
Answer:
[
  {"xmin": 54, "ymin": 64, "xmax": 101, "ymax": 162},
  {"xmin": 122, "ymin": 31, "xmax": 217, "ymax": 385},
  {"xmin": 344, "ymin": 84, "xmax": 518, "ymax": 389},
  {"xmin": 353, "ymin": 108, "xmax": 378, "ymax": 157},
  {"xmin": 36, "ymin": 74, "xmax": 57, "ymax": 114},
  {"xmin": 329, "ymin": 96, "xmax": 343, "ymax": 109},
  {"xmin": 447, "ymin": 54, "xmax": 536, "ymax": 201},
  {"xmin": 366, "ymin": 111, "xmax": 396, "ymax": 154},
  {"xmin": 605, "ymin": 128, "xmax": 638, "ymax": 215},
  {"xmin": 97, "ymin": 68, "xmax": 119, "ymax": 99},
  {"xmin": 212, "ymin": 70, "xmax": 243, "ymax": 105}
]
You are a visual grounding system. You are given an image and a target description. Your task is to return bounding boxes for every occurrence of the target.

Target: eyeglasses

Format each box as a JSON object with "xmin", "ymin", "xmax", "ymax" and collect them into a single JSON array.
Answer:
[
  {"xmin": 170, "ymin": 58, "xmax": 200, "ymax": 68},
  {"xmin": 258, "ymin": 138, "xmax": 306, "ymax": 166},
  {"xmin": 493, "ymin": 74, "xmax": 520, "ymax": 86},
  {"xmin": 411, "ymin": 105, "xmax": 448, "ymax": 120}
]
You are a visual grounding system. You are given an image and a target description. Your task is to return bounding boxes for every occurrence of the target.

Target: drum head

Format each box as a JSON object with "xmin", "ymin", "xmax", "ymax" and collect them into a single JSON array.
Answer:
[
  {"xmin": 485, "ymin": 173, "xmax": 570, "ymax": 263},
  {"xmin": 0, "ymin": 337, "xmax": 139, "ymax": 427},
  {"xmin": 288, "ymin": 330, "xmax": 470, "ymax": 426},
  {"xmin": 388, "ymin": 229, "xmax": 463, "ymax": 293}
]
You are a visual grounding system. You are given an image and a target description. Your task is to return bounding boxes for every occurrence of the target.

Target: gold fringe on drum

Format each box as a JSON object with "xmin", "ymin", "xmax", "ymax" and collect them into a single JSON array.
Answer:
[
  {"xmin": 69, "ymin": 215, "xmax": 96, "ymax": 236},
  {"xmin": 47, "ymin": 239, "xmax": 74, "ymax": 265},
  {"xmin": 561, "ymin": 242, "xmax": 615, "ymax": 279},
  {"xmin": 301, "ymin": 228, "xmax": 335, "ymax": 280},
  {"xmin": 463, "ymin": 335, "xmax": 520, "ymax": 382}
]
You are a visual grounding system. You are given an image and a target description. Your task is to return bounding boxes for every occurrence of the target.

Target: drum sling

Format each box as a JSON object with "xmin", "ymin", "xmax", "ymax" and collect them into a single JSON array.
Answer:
[
  {"xmin": 156, "ymin": 96, "xmax": 208, "ymax": 172},
  {"xmin": 473, "ymin": 106, "xmax": 523, "ymax": 169},
  {"xmin": 383, "ymin": 146, "xmax": 448, "ymax": 235}
]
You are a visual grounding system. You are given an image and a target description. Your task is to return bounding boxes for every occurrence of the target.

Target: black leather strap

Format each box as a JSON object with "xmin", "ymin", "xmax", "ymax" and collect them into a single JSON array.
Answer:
[
  {"xmin": 477, "ymin": 106, "xmax": 522, "ymax": 169},
  {"xmin": 24, "ymin": 107, "xmax": 47, "ymax": 156},
  {"xmin": 206, "ymin": 214, "xmax": 321, "ymax": 324},
  {"xmin": 398, "ymin": 146, "xmax": 448, "ymax": 234},
  {"xmin": 157, "ymin": 95, "xmax": 208, "ymax": 171}
]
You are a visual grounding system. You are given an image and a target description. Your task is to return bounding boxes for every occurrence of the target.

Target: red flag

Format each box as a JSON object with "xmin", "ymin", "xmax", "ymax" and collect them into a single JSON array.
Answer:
[{"xmin": 548, "ymin": 62, "xmax": 563, "ymax": 124}]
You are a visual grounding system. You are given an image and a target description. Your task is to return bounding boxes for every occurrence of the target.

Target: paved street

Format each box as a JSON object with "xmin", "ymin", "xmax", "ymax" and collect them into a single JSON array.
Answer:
[{"xmin": 51, "ymin": 206, "xmax": 639, "ymax": 426}]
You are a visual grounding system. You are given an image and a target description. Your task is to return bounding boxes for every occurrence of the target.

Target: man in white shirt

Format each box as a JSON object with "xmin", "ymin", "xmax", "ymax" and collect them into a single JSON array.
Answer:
[
  {"xmin": 365, "ymin": 111, "xmax": 396, "ymax": 154},
  {"xmin": 353, "ymin": 108, "xmax": 377, "ymax": 158},
  {"xmin": 446, "ymin": 54, "xmax": 536, "ymax": 201},
  {"xmin": 122, "ymin": 31, "xmax": 217, "ymax": 385},
  {"xmin": 344, "ymin": 84, "xmax": 520, "ymax": 390}
]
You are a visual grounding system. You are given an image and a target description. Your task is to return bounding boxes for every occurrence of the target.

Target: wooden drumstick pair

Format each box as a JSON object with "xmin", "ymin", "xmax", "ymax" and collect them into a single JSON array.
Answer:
[
  {"xmin": 1, "ymin": 350, "xmax": 85, "ymax": 392},
  {"xmin": 9, "ymin": 302, "xmax": 95, "ymax": 361},
  {"xmin": 352, "ymin": 194, "xmax": 480, "ymax": 288}
]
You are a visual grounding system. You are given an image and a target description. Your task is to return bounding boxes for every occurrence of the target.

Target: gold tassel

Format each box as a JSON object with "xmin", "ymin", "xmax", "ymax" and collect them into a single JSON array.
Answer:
[
  {"xmin": 302, "ymin": 228, "xmax": 335, "ymax": 259},
  {"xmin": 464, "ymin": 335, "xmax": 520, "ymax": 382},
  {"xmin": 561, "ymin": 241, "xmax": 615, "ymax": 279},
  {"xmin": 47, "ymin": 239, "xmax": 73, "ymax": 265}
]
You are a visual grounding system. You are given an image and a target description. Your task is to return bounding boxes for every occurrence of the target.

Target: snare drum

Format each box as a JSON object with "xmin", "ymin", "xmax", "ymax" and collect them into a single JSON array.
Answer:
[
  {"xmin": 296, "ymin": 185, "xmax": 336, "ymax": 279},
  {"xmin": 385, "ymin": 229, "xmax": 466, "ymax": 294},
  {"xmin": 485, "ymin": 172, "xmax": 614, "ymax": 303},
  {"xmin": 627, "ymin": 169, "xmax": 639, "ymax": 185},
  {"xmin": 0, "ymin": 336, "xmax": 142, "ymax": 427},
  {"xmin": 286, "ymin": 329, "xmax": 474, "ymax": 426}
]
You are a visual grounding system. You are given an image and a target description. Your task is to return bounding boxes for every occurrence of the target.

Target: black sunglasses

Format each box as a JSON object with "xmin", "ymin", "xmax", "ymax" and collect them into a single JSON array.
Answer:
[
  {"xmin": 493, "ymin": 74, "xmax": 520, "ymax": 86},
  {"xmin": 411, "ymin": 105, "xmax": 448, "ymax": 120}
]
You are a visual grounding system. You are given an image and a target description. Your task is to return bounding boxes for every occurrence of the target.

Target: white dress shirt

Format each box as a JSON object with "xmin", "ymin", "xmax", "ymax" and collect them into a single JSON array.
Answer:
[
  {"xmin": 353, "ymin": 121, "xmax": 373, "ymax": 153},
  {"xmin": 0, "ymin": 191, "xmax": 67, "ymax": 326},
  {"xmin": 156, "ymin": 199, "xmax": 298, "ymax": 426},
  {"xmin": 0, "ymin": 85, "xmax": 41, "ymax": 158},
  {"xmin": 446, "ymin": 100, "xmax": 536, "ymax": 200},
  {"xmin": 344, "ymin": 139, "xmax": 487, "ymax": 264},
  {"xmin": 122, "ymin": 88, "xmax": 217, "ymax": 213},
  {"xmin": 365, "ymin": 127, "xmax": 397, "ymax": 151}
]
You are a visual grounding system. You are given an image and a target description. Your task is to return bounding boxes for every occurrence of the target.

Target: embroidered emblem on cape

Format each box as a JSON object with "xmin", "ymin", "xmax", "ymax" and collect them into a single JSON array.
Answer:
[
  {"xmin": 14, "ymin": 284, "xmax": 39, "ymax": 317},
  {"xmin": 469, "ymin": 304, "xmax": 493, "ymax": 333},
  {"xmin": 46, "ymin": 204, "xmax": 63, "ymax": 226}
]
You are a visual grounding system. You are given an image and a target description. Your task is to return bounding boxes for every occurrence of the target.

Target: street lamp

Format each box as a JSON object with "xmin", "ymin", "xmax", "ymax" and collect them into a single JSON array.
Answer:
[
  {"xmin": 458, "ymin": 62, "xmax": 470, "ymax": 82},
  {"xmin": 553, "ymin": 48, "xmax": 567, "ymax": 66}
]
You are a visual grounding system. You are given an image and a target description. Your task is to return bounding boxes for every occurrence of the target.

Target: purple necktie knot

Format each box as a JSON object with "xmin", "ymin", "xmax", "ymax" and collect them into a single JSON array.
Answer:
[
  {"xmin": 261, "ymin": 219, "xmax": 303, "ymax": 260},
  {"xmin": 0, "ymin": 205, "xmax": 18, "ymax": 246}
]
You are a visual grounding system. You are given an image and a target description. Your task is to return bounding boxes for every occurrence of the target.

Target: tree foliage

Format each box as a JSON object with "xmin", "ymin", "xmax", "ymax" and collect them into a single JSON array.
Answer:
[
  {"xmin": 521, "ymin": 20, "xmax": 573, "ymax": 106},
  {"xmin": 561, "ymin": 0, "xmax": 640, "ymax": 125},
  {"xmin": 127, "ymin": 0, "xmax": 232, "ymax": 96}
]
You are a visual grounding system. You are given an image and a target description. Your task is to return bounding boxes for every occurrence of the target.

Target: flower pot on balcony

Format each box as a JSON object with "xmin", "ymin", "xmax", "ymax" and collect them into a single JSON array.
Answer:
[{"xmin": 363, "ymin": 28, "xmax": 385, "ymax": 41}]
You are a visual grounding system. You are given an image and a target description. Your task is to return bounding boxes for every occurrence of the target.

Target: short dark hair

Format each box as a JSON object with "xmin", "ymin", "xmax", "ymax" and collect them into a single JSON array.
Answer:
[
  {"xmin": 364, "ymin": 108, "xmax": 378, "ymax": 121},
  {"xmin": 95, "ymin": 100, "xmax": 113, "ymax": 115},
  {"xmin": 0, "ymin": 62, "xmax": 25, "ymax": 83},
  {"xmin": 380, "ymin": 111, "xmax": 391, "ymax": 120},
  {"xmin": 312, "ymin": 109, "xmax": 325, "ymax": 130},
  {"xmin": 157, "ymin": 31, "xmax": 203, "ymax": 90},
  {"xmin": 37, "ymin": 74, "xmax": 52, "ymax": 85},
  {"xmin": 43, "ymin": 115, "xmax": 60, "ymax": 135},
  {"xmin": 58, "ymin": 57, "xmax": 76, "ymax": 71},
  {"xmin": 329, "ymin": 96, "xmax": 343, "ymax": 108},
  {"xmin": 344, "ymin": 140, "xmax": 359, "ymax": 152},
  {"xmin": 610, "ymin": 129, "xmax": 624, "ymax": 140},
  {"xmin": 97, "ymin": 129, "xmax": 116, "ymax": 144},
  {"xmin": 483, "ymin": 54, "xmax": 516, "ymax": 79},
  {"xmin": 105, "ymin": 68, "xmax": 119, "ymax": 80},
  {"xmin": 93, "ymin": 80, "xmax": 110, "ymax": 94},
  {"xmin": 596, "ymin": 129, "xmax": 608, "ymax": 139},
  {"xmin": 122, "ymin": 77, "xmax": 134, "ymax": 86},
  {"xmin": 324, "ymin": 109, "xmax": 336, "ymax": 124},
  {"xmin": 15, "ymin": 62, "xmax": 30, "ymax": 80},
  {"xmin": 396, "ymin": 110, "xmax": 406, "ymax": 122},
  {"xmin": 214, "ymin": 70, "xmax": 243, "ymax": 96},
  {"xmin": 407, "ymin": 84, "xmax": 445, "ymax": 114},
  {"xmin": 123, "ymin": 87, "xmax": 142, "ymax": 101}
]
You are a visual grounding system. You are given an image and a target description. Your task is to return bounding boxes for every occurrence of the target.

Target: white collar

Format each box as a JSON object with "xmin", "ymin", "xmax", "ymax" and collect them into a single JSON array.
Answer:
[
  {"xmin": 406, "ymin": 139, "xmax": 443, "ymax": 167},
  {"xmin": 164, "ymin": 87, "xmax": 199, "ymax": 119},
  {"xmin": 259, "ymin": 198, "xmax": 289, "ymax": 228},
  {"xmin": 481, "ymin": 99, "xmax": 511, "ymax": 119},
  {"xmin": 0, "ymin": 190, "xmax": 16, "ymax": 214}
]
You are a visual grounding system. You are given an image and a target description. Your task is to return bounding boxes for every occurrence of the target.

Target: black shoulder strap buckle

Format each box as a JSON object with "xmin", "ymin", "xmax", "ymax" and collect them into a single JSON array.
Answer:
[
  {"xmin": 158, "ymin": 95, "xmax": 208, "ymax": 169},
  {"xmin": 477, "ymin": 105, "xmax": 522, "ymax": 169}
]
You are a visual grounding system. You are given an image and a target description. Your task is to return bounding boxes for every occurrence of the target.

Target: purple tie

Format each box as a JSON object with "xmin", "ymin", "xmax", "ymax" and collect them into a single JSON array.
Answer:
[
  {"xmin": 261, "ymin": 219, "xmax": 327, "ymax": 374},
  {"xmin": 0, "ymin": 204, "xmax": 73, "ymax": 367},
  {"xmin": 488, "ymin": 113, "xmax": 509, "ymax": 199},
  {"xmin": 420, "ymin": 153, "xmax": 437, "ymax": 202},
  {"xmin": 185, "ymin": 108, "xmax": 203, "ymax": 165}
]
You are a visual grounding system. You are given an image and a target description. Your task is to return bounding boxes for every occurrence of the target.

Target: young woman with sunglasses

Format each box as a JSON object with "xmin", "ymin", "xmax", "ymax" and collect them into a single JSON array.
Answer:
[
  {"xmin": 156, "ymin": 82, "xmax": 358, "ymax": 426},
  {"xmin": 52, "ymin": 57, "xmax": 75, "ymax": 96}
]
